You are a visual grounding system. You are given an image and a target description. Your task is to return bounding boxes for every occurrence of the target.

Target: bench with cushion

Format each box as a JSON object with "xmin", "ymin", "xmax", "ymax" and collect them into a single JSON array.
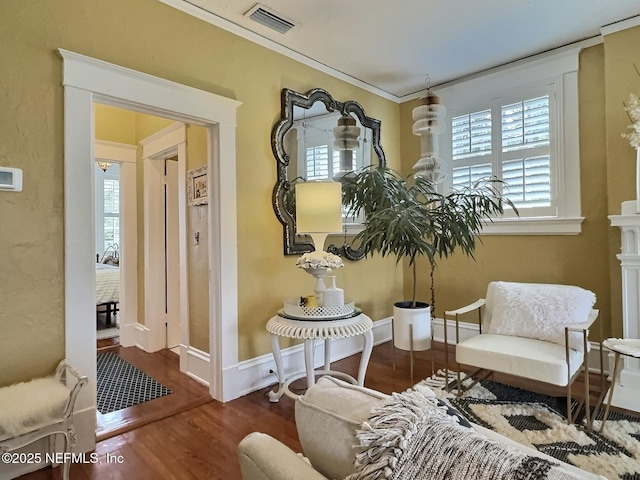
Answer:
[{"xmin": 0, "ymin": 360, "xmax": 87, "ymax": 480}]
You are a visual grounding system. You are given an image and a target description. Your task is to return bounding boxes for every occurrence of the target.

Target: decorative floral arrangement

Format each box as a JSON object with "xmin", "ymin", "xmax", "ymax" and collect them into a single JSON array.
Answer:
[
  {"xmin": 296, "ymin": 250, "xmax": 344, "ymax": 271},
  {"xmin": 623, "ymin": 93, "xmax": 640, "ymax": 148}
]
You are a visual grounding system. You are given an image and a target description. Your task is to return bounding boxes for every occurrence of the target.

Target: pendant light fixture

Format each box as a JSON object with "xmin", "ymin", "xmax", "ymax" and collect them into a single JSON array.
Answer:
[
  {"xmin": 412, "ymin": 76, "xmax": 446, "ymax": 182},
  {"xmin": 96, "ymin": 161, "xmax": 112, "ymax": 172}
]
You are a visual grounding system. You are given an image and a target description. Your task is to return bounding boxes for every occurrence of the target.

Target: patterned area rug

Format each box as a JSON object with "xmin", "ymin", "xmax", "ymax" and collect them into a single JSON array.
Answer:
[
  {"xmin": 97, "ymin": 352, "xmax": 172, "ymax": 414},
  {"xmin": 416, "ymin": 374, "xmax": 640, "ymax": 480}
]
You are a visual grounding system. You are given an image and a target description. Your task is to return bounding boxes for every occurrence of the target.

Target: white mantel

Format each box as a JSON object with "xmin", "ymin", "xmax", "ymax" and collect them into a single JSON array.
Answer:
[{"xmin": 608, "ymin": 200, "xmax": 640, "ymax": 412}]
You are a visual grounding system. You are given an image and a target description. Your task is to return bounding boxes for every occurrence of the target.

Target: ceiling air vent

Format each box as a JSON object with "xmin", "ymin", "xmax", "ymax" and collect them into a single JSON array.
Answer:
[{"xmin": 245, "ymin": 3, "xmax": 296, "ymax": 34}]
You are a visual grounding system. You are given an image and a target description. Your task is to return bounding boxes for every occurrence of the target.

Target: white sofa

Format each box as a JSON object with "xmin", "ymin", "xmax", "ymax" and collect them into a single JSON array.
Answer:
[{"xmin": 237, "ymin": 376, "xmax": 604, "ymax": 480}]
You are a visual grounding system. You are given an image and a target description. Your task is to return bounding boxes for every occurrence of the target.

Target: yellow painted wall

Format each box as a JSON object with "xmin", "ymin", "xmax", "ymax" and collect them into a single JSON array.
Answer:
[
  {"xmin": 3, "ymin": 0, "xmax": 635, "ymax": 387},
  {"xmin": 397, "ymin": 38, "xmax": 633, "ymax": 340},
  {"xmin": 186, "ymin": 125, "xmax": 210, "ymax": 352},
  {"xmin": 0, "ymin": 0, "xmax": 401, "ymax": 385}
]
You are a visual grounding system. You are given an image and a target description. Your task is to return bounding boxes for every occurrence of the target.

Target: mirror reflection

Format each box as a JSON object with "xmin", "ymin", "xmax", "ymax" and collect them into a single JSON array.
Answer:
[{"xmin": 272, "ymin": 88, "xmax": 386, "ymax": 260}]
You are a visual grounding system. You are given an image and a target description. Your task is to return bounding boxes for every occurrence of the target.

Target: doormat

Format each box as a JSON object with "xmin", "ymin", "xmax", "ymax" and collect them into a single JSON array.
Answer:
[
  {"xmin": 97, "ymin": 352, "xmax": 172, "ymax": 414},
  {"xmin": 416, "ymin": 373, "xmax": 640, "ymax": 479}
]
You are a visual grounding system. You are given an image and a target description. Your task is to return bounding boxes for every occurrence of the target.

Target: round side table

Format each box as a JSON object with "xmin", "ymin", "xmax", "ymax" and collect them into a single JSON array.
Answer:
[
  {"xmin": 266, "ymin": 312, "xmax": 374, "ymax": 402},
  {"xmin": 599, "ymin": 338, "xmax": 640, "ymax": 432}
]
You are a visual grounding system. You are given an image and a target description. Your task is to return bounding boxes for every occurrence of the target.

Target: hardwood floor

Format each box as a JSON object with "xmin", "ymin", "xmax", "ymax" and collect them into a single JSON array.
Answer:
[
  {"xmin": 19, "ymin": 341, "xmax": 611, "ymax": 480},
  {"xmin": 95, "ymin": 346, "xmax": 213, "ymax": 440}
]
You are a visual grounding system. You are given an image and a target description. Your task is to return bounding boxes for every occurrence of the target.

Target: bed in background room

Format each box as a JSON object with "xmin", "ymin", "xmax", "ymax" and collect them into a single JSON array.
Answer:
[{"xmin": 96, "ymin": 245, "xmax": 119, "ymax": 326}]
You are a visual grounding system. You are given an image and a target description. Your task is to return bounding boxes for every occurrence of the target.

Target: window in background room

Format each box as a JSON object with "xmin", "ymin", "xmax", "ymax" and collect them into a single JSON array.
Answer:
[{"xmin": 95, "ymin": 163, "xmax": 120, "ymax": 255}]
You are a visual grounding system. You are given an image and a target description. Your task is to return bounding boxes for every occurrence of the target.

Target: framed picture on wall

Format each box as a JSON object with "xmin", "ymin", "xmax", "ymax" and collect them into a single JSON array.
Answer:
[{"xmin": 187, "ymin": 166, "xmax": 208, "ymax": 206}]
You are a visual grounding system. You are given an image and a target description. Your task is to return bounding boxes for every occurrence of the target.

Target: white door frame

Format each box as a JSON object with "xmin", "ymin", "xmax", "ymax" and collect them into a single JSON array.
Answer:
[
  {"xmin": 139, "ymin": 124, "xmax": 187, "ymax": 353},
  {"xmin": 94, "ymin": 140, "xmax": 137, "ymax": 349},
  {"xmin": 61, "ymin": 49, "xmax": 241, "ymax": 451}
]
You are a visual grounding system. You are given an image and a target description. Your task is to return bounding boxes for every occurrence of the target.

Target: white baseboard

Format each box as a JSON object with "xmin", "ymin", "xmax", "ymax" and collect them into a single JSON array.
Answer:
[
  {"xmin": 133, "ymin": 322, "xmax": 150, "ymax": 351},
  {"xmin": 226, "ymin": 317, "xmax": 392, "ymax": 398},
  {"xmin": 180, "ymin": 345, "xmax": 211, "ymax": 386},
  {"xmin": 127, "ymin": 316, "xmax": 608, "ymax": 405},
  {"xmin": 223, "ymin": 316, "xmax": 608, "ymax": 401}
]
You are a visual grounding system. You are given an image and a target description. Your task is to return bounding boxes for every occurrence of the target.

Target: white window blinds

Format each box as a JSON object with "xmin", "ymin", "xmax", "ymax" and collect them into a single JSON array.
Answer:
[
  {"xmin": 95, "ymin": 163, "xmax": 120, "ymax": 254},
  {"xmin": 451, "ymin": 94, "xmax": 553, "ymax": 215}
]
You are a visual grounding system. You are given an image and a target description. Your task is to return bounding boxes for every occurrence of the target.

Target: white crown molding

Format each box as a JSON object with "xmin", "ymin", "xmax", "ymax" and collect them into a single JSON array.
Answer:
[
  {"xmin": 601, "ymin": 14, "xmax": 640, "ymax": 36},
  {"xmin": 157, "ymin": 0, "xmax": 400, "ymax": 103},
  {"xmin": 403, "ymin": 36, "xmax": 603, "ymax": 102}
]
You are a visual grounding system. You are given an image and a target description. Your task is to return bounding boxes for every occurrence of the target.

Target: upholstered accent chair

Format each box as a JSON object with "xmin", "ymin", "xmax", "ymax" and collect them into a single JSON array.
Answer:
[
  {"xmin": 445, "ymin": 281, "xmax": 602, "ymax": 430},
  {"xmin": 237, "ymin": 376, "xmax": 604, "ymax": 480}
]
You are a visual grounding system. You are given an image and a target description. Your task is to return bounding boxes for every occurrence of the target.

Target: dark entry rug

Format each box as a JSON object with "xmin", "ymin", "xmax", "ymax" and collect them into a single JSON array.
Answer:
[
  {"xmin": 97, "ymin": 352, "xmax": 172, "ymax": 414},
  {"xmin": 417, "ymin": 374, "xmax": 640, "ymax": 479}
]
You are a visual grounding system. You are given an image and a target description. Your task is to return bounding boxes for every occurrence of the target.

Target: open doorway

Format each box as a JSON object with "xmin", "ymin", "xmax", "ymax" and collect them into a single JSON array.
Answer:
[
  {"xmin": 93, "ymin": 111, "xmax": 210, "ymax": 437},
  {"xmin": 61, "ymin": 48, "xmax": 241, "ymax": 452}
]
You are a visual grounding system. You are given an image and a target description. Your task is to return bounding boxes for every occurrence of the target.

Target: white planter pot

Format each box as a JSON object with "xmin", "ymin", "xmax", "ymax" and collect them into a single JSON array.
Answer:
[{"xmin": 392, "ymin": 301, "xmax": 431, "ymax": 351}]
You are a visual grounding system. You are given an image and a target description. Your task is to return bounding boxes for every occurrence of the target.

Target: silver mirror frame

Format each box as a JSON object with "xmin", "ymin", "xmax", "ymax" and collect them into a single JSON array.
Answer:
[{"xmin": 271, "ymin": 88, "xmax": 387, "ymax": 260}]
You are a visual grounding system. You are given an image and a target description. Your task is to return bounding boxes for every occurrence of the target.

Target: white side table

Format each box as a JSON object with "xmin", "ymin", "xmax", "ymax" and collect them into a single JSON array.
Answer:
[
  {"xmin": 599, "ymin": 338, "xmax": 640, "ymax": 432},
  {"xmin": 266, "ymin": 312, "xmax": 374, "ymax": 402}
]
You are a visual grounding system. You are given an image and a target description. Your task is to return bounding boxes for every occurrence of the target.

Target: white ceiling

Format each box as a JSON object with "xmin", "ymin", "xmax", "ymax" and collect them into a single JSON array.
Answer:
[{"xmin": 171, "ymin": 0, "xmax": 640, "ymax": 100}]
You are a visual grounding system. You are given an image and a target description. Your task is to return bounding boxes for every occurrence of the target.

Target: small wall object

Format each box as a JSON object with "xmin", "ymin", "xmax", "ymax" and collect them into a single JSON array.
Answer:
[{"xmin": 187, "ymin": 166, "xmax": 208, "ymax": 206}]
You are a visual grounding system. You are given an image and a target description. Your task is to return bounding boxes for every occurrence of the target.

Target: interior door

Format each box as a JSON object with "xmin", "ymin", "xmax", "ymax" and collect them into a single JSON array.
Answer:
[{"xmin": 165, "ymin": 158, "xmax": 181, "ymax": 349}]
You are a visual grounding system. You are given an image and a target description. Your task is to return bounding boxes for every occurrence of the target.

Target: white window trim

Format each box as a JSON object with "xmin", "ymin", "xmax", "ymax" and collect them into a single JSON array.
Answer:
[{"xmin": 436, "ymin": 42, "xmax": 590, "ymax": 235}]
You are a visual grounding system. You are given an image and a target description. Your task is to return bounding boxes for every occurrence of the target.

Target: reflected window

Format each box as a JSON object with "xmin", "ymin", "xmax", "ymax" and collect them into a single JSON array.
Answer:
[{"xmin": 294, "ymin": 114, "xmax": 370, "ymax": 182}]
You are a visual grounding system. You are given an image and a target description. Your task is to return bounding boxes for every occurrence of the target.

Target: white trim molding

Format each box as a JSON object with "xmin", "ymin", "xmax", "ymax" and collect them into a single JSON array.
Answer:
[
  {"xmin": 608, "ymin": 206, "xmax": 640, "ymax": 412},
  {"xmin": 436, "ymin": 44, "xmax": 586, "ymax": 235},
  {"xmin": 229, "ymin": 317, "xmax": 392, "ymax": 397},
  {"xmin": 61, "ymin": 49, "xmax": 242, "ymax": 457}
]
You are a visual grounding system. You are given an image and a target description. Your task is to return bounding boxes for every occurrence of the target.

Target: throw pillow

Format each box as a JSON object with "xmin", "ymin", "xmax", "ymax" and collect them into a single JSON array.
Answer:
[{"xmin": 488, "ymin": 282, "xmax": 596, "ymax": 352}]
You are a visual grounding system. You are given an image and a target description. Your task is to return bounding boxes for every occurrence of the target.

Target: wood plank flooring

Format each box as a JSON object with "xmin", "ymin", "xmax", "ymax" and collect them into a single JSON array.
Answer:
[
  {"xmin": 19, "ymin": 341, "xmax": 610, "ymax": 480},
  {"xmin": 95, "ymin": 346, "xmax": 213, "ymax": 441}
]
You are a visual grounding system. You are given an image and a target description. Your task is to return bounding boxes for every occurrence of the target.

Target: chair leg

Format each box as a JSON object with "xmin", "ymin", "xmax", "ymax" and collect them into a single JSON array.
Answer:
[{"xmin": 61, "ymin": 432, "xmax": 71, "ymax": 480}]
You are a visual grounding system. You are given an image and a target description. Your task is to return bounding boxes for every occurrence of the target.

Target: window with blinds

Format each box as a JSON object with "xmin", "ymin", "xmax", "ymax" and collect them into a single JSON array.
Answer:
[
  {"xmin": 95, "ymin": 163, "xmax": 120, "ymax": 254},
  {"xmin": 102, "ymin": 177, "xmax": 120, "ymax": 251},
  {"xmin": 451, "ymin": 93, "xmax": 554, "ymax": 215}
]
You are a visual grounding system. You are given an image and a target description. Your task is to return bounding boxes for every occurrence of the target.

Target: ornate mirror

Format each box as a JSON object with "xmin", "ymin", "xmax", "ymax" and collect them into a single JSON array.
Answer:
[{"xmin": 272, "ymin": 88, "xmax": 386, "ymax": 260}]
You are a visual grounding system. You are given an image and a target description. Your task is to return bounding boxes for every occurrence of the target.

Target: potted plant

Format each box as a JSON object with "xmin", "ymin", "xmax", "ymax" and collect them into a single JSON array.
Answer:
[{"xmin": 342, "ymin": 166, "xmax": 515, "ymax": 351}]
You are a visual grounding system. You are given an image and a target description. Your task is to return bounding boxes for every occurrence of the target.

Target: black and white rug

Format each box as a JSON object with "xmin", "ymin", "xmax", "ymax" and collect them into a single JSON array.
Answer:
[
  {"xmin": 97, "ymin": 352, "xmax": 172, "ymax": 414},
  {"xmin": 417, "ymin": 374, "xmax": 640, "ymax": 479}
]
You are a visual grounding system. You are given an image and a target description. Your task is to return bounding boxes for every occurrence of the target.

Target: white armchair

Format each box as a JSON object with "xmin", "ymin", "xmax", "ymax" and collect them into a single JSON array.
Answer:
[{"xmin": 444, "ymin": 281, "xmax": 602, "ymax": 430}]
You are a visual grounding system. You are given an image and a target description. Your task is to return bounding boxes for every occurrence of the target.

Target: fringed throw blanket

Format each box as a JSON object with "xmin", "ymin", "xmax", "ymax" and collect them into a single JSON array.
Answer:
[{"xmin": 346, "ymin": 386, "xmax": 585, "ymax": 480}]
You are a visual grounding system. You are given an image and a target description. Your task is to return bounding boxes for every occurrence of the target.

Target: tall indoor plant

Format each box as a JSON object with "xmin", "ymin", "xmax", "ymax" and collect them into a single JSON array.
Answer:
[{"xmin": 343, "ymin": 166, "xmax": 515, "ymax": 318}]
